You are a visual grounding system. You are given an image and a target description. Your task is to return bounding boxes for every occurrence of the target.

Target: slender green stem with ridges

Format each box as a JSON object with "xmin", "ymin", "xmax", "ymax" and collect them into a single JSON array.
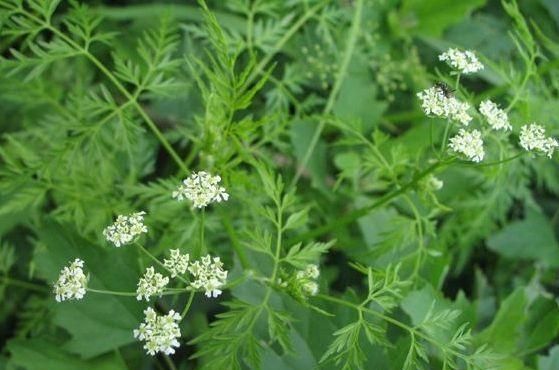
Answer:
[
  {"xmin": 193, "ymin": 209, "xmax": 205, "ymax": 259},
  {"xmin": 180, "ymin": 291, "xmax": 196, "ymax": 319},
  {"xmin": 245, "ymin": 1, "xmax": 327, "ymax": 89},
  {"xmin": 290, "ymin": 0, "xmax": 363, "ymax": 188},
  {"xmin": 0, "ymin": 275, "xmax": 49, "ymax": 293},
  {"xmin": 15, "ymin": 8, "xmax": 189, "ymax": 174},
  {"xmin": 135, "ymin": 242, "xmax": 190, "ymax": 284},
  {"xmin": 317, "ymin": 294, "xmax": 479, "ymax": 365},
  {"xmin": 288, "ymin": 160, "xmax": 450, "ymax": 245}
]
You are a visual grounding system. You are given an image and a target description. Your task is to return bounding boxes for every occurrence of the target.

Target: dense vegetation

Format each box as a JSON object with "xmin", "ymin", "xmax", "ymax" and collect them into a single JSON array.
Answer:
[{"xmin": 1, "ymin": 0, "xmax": 559, "ymax": 369}]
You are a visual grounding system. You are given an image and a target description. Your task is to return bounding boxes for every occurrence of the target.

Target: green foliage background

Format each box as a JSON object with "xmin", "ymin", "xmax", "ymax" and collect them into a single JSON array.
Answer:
[{"xmin": 1, "ymin": 0, "xmax": 559, "ymax": 369}]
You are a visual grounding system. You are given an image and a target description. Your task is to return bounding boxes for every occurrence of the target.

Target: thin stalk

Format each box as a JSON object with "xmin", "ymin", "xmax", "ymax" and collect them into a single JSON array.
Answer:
[
  {"xmin": 181, "ymin": 291, "xmax": 196, "ymax": 320},
  {"xmin": 135, "ymin": 242, "xmax": 189, "ymax": 284},
  {"xmin": 162, "ymin": 355, "xmax": 177, "ymax": 370},
  {"xmin": 439, "ymin": 120, "xmax": 452, "ymax": 157},
  {"xmin": 87, "ymin": 287, "xmax": 186, "ymax": 297},
  {"xmin": 288, "ymin": 160, "xmax": 450, "ymax": 245},
  {"xmin": 0, "ymin": 275, "xmax": 49, "ymax": 293},
  {"xmin": 290, "ymin": 0, "xmax": 364, "ymax": 188},
  {"xmin": 316, "ymin": 294, "xmax": 475, "ymax": 364},
  {"xmin": 20, "ymin": 10, "xmax": 189, "ymax": 174},
  {"xmin": 87, "ymin": 288, "xmax": 137, "ymax": 296},
  {"xmin": 221, "ymin": 212, "xmax": 251, "ymax": 269},
  {"xmin": 457, "ymin": 152, "xmax": 525, "ymax": 167},
  {"xmin": 245, "ymin": 1, "xmax": 326, "ymax": 89},
  {"xmin": 193, "ymin": 209, "xmax": 205, "ymax": 259}
]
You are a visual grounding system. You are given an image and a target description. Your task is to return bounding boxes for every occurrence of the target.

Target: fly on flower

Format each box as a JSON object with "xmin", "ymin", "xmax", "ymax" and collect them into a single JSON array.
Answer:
[{"xmin": 433, "ymin": 82, "xmax": 455, "ymax": 98}]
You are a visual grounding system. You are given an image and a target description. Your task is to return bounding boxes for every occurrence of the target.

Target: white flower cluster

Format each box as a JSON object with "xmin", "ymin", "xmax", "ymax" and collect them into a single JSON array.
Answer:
[
  {"xmin": 519, "ymin": 124, "xmax": 558, "ymax": 158},
  {"xmin": 479, "ymin": 100, "xmax": 511, "ymax": 131},
  {"xmin": 54, "ymin": 258, "xmax": 87, "ymax": 302},
  {"xmin": 103, "ymin": 211, "xmax": 148, "ymax": 247},
  {"xmin": 136, "ymin": 267, "xmax": 169, "ymax": 301},
  {"xmin": 133, "ymin": 307, "xmax": 181, "ymax": 356},
  {"xmin": 449, "ymin": 129, "xmax": 485, "ymax": 162},
  {"xmin": 296, "ymin": 264, "xmax": 320, "ymax": 296},
  {"xmin": 439, "ymin": 48, "xmax": 483, "ymax": 74},
  {"xmin": 163, "ymin": 249, "xmax": 189, "ymax": 278},
  {"xmin": 172, "ymin": 171, "xmax": 229, "ymax": 209},
  {"xmin": 417, "ymin": 86, "xmax": 472, "ymax": 125},
  {"xmin": 188, "ymin": 255, "xmax": 228, "ymax": 298}
]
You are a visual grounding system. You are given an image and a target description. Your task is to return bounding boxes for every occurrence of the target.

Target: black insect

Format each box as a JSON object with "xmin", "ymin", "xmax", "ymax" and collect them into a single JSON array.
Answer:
[{"xmin": 434, "ymin": 82, "xmax": 455, "ymax": 98}]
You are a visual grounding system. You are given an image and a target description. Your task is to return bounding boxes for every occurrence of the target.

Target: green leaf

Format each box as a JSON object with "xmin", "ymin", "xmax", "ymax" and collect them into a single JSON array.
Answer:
[
  {"xmin": 332, "ymin": 56, "xmax": 386, "ymax": 132},
  {"xmin": 478, "ymin": 288, "xmax": 527, "ymax": 354},
  {"xmin": 486, "ymin": 210, "xmax": 559, "ymax": 267},
  {"xmin": 34, "ymin": 220, "xmax": 143, "ymax": 358},
  {"xmin": 290, "ymin": 119, "xmax": 328, "ymax": 192},
  {"xmin": 522, "ymin": 296, "xmax": 559, "ymax": 353},
  {"xmin": 6, "ymin": 338, "xmax": 127, "ymax": 370},
  {"xmin": 284, "ymin": 240, "xmax": 334, "ymax": 269},
  {"xmin": 283, "ymin": 208, "xmax": 309, "ymax": 231},
  {"xmin": 400, "ymin": 0, "xmax": 487, "ymax": 37}
]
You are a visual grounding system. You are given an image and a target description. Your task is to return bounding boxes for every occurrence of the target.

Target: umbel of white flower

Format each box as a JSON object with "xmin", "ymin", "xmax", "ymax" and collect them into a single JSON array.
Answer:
[
  {"xmin": 296, "ymin": 264, "xmax": 320, "ymax": 296},
  {"xmin": 172, "ymin": 171, "xmax": 229, "ymax": 209},
  {"xmin": 479, "ymin": 100, "xmax": 512, "ymax": 131},
  {"xmin": 54, "ymin": 258, "xmax": 87, "ymax": 302},
  {"xmin": 439, "ymin": 48, "xmax": 484, "ymax": 74},
  {"xmin": 134, "ymin": 307, "xmax": 181, "ymax": 356},
  {"xmin": 136, "ymin": 267, "xmax": 169, "ymax": 301},
  {"xmin": 188, "ymin": 255, "xmax": 228, "ymax": 298},
  {"xmin": 449, "ymin": 129, "xmax": 485, "ymax": 162},
  {"xmin": 417, "ymin": 86, "xmax": 472, "ymax": 125},
  {"xmin": 519, "ymin": 123, "xmax": 559, "ymax": 158},
  {"xmin": 103, "ymin": 211, "xmax": 148, "ymax": 247},
  {"xmin": 164, "ymin": 249, "xmax": 190, "ymax": 278}
]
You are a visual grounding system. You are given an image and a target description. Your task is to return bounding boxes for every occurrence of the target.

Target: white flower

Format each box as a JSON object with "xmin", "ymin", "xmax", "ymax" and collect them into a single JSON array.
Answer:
[
  {"xmin": 519, "ymin": 123, "xmax": 558, "ymax": 158},
  {"xmin": 294, "ymin": 264, "xmax": 320, "ymax": 297},
  {"xmin": 449, "ymin": 129, "xmax": 485, "ymax": 162},
  {"xmin": 439, "ymin": 48, "xmax": 483, "ymax": 74},
  {"xmin": 302, "ymin": 281, "xmax": 319, "ymax": 296},
  {"xmin": 296, "ymin": 264, "xmax": 320, "ymax": 280},
  {"xmin": 417, "ymin": 86, "xmax": 472, "ymax": 125},
  {"xmin": 188, "ymin": 255, "xmax": 228, "ymax": 298},
  {"xmin": 103, "ymin": 211, "xmax": 148, "ymax": 247},
  {"xmin": 479, "ymin": 100, "xmax": 511, "ymax": 131},
  {"xmin": 54, "ymin": 258, "xmax": 87, "ymax": 302},
  {"xmin": 163, "ymin": 249, "xmax": 190, "ymax": 278},
  {"xmin": 134, "ymin": 307, "xmax": 181, "ymax": 356},
  {"xmin": 136, "ymin": 267, "xmax": 169, "ymax": 301},
  {"xmin": 172, "ymin": 171, "xmax": 229, "ymax": 209}
]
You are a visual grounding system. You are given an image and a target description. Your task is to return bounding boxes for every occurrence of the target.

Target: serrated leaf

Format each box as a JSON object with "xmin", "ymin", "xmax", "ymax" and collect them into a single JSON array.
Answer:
[{"xmin": 283, "ymin": 208, "xmax": 309, "ymax": 231}]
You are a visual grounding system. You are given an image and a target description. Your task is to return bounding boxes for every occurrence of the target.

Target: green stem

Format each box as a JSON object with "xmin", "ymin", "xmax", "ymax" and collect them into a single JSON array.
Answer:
[
  {"xmin": 181, "ymin": 291, "xmax": 196, "ymax": 320},
  {"xmin": 0, "ymin": 275, "xmax": 49, "ymax": 293},
  {"xmin": 135, "ymin": 243, "xmax": 189, "ymax": 284},
  {"xmin": 162, "ymin": 355, "xmax": 178, "ymax": 370},
  {"xmin": 440, "ymin": 120, "xmax": 452, "ymax": 157},
  {"xmin": 287, "ymin": 160, "xmax": 450, "ymax": 245},
  {"xmin": 405, "ymin": 198, "xmax": 425, "ymax": 282},
  {"xmin": 87, "ymin": 288, "xmax": 137, "ymax": 297},
  {"xmin": 221, "ymin": 212, "xmax": 251, "ymax": 269},
  {"xmin": 457, "ymin": 152, "xmax": 525, "ymax": 167},
  {"xmin": 316, "ymin": 294, "xmax": 474, "ymax": 364},
  {"xmin": 87, "ymin": 287, "xmax": 187, "ymax": 297},
  {"xmin": 194, "ymin": 209, "xmax": 206, "ymax": 259},
  {"xmin": 20, "ymin": 9, "xmax": 189, "ymax": 174},
  {"xmin": 245, "ymin": 1, "xmax": 327, "ymax": 88},
  {"xmin": 454, "ymin": 73, "xmax": 461, "ymax": 91},
  {"xmin": 290, "ymin": 0, "xmax": 364, "ymax": 188}
]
